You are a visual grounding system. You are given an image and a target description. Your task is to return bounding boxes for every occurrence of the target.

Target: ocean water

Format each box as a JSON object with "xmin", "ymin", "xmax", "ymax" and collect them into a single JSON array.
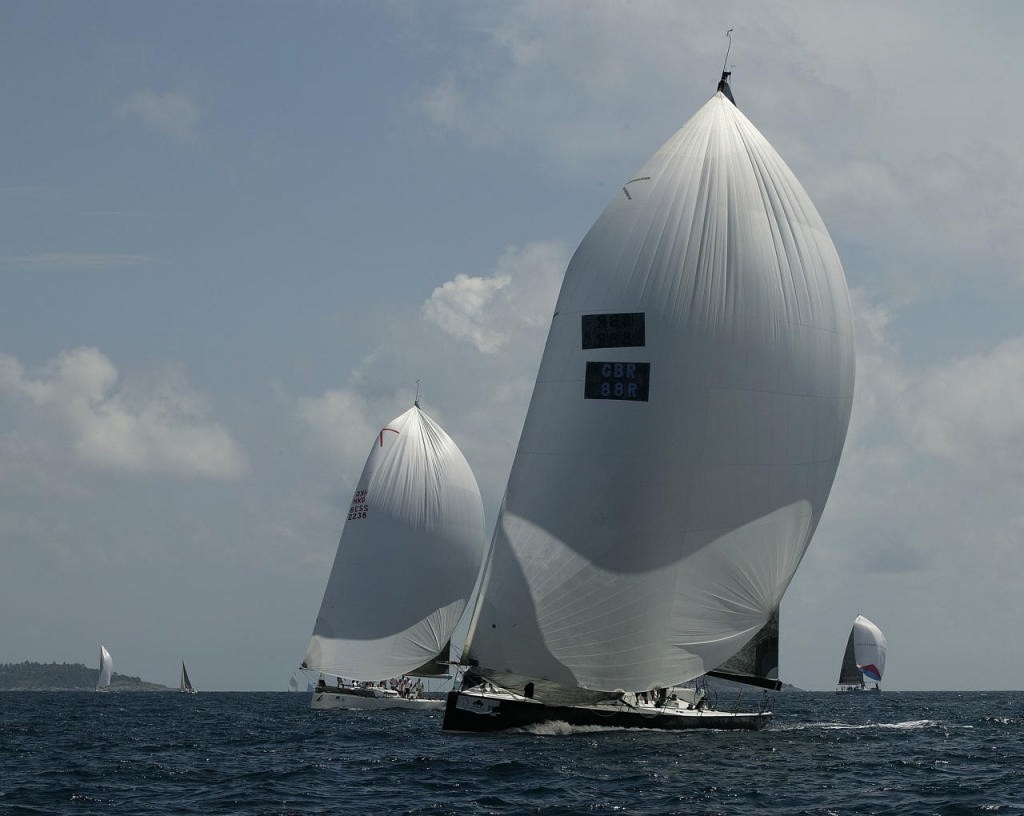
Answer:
[{"xmin": 1, "ymin": 691, "xmax": 1022, "ymax": 815}]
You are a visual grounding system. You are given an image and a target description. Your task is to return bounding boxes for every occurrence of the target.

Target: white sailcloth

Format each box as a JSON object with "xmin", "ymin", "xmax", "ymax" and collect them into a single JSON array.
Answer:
[
  {"xmin": 464, "ymin": 85, "xmax": 855, "ymax": 696},
  {"xmin": 850, "ymin": 614, "xmax": 887, "ymax": 684},
  {"xmin": 303, "ymin": 404, "xmax": 487, "ymax": 681},
  {"xmin": 97, "ymin": 645, "xmax": 112, "ymax": 690}
]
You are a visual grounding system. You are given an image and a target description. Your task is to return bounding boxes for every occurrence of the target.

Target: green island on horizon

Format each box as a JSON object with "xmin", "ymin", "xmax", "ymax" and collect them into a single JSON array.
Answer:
[{"xmin": 1, "ymin": 661, "xmax": 169, "ymax": 691}]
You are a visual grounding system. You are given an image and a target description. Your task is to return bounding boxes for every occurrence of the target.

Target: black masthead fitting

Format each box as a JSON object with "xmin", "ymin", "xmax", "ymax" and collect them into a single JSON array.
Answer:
[
  {"xmin": 717, "ymin": 71, "xmax": 736, "ymax": 105},
  {"xmin": 717, "ymin": 29, "xmax": 736, "ymax": 106}
]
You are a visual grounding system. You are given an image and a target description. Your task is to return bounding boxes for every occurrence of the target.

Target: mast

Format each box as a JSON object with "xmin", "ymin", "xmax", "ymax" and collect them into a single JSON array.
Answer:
[{"xmin": 717, "ymin": 29, "xmax": 736, "ymax": 105}]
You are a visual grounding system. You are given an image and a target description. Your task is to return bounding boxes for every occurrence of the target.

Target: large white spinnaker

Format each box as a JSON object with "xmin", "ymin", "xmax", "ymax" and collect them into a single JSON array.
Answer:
[
  {"xmin": 463, "ymin": 81, "xmax": 855, "ymax": 699},
  {"xmin": 303, "ymin": 404, "xmax": 487, "ymax": 682}
]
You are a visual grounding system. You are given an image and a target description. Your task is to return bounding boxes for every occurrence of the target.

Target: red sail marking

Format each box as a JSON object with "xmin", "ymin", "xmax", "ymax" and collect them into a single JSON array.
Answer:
[{"xmin": 378, "ymin": 427, "xmax": 400, "ymax": 447}]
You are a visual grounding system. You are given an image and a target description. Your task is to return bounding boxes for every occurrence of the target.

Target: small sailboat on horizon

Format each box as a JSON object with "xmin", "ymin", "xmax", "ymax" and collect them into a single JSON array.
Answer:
[
  {"xmin": 836, "ymin": 615, "xmax": 887, "ymax": 693},
  {"xmin": 96, "ymin": 645, "xmax": 112, "ymax": 692},
  {"xmin": 179, "ymin": 661, "xmax": 197, "ymax": 694},
  {"xmin": 301, "ymin": 400, "xmax": 487, "ymax": 710}
]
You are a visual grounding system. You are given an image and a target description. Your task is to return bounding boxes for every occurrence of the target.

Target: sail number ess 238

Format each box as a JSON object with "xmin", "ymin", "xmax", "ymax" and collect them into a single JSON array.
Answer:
[
  {"xmin": 348, "ymin": 488, "xmax": 369, "ymax": 521},
  {"xmin": 582, "ymin": 312, "xmax": 649, "ymax": 402}
]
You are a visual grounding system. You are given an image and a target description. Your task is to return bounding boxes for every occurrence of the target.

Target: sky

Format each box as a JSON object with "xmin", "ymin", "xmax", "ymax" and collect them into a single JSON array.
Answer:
[{"xmin": 2, "ymin": 1, "xmax": 1023, "ymax": 692}]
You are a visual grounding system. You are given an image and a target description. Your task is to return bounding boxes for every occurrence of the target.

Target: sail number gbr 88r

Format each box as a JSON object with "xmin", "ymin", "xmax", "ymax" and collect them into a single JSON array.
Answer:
[{"xmin": 582, "ymin": 312, "xmax": 649, "ymax": 401}]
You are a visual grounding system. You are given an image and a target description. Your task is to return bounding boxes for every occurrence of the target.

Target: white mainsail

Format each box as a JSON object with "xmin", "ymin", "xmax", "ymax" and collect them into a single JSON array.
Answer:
[
  {"xmin": 303, "ymin": 403, "xmax": 487, "ymax": 682},
  {"xmin": 838, "ymin": 614, "xmax": 887, "ymax": 688},
  {"xmin": 462, "ymin": 79, "xmax": 855, "ymax": 700},
  {"xmin": 96, "ymin": 645, "xmax": 112, "ymax": 691}
]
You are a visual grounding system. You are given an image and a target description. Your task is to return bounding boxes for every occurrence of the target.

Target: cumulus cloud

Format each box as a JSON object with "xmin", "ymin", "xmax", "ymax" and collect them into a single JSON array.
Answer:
[
  {"xmin": 807, "ymin": 286, "xmax": 1024, "ymax": 588},
  {"xmin": 296, "ymin": 241, "xmax": 567, "ymax": 508},
  {"xmin": 0, "ymin": 348, "xmax": 246, "ymax": 479},
  {"xmin": 118, "ymin": 90, "xmax": 198, "ymax": 143},
  {"xmin": 422, "ymin": 74, "xmax": 465, "ymax": 133},
  {"xmin": 423, "ymin": 272, "xmax": 512, "ymax": 353},
  {"xmin": 295, "ymin": 387, "xmax": 379, "ymax": 469},
  {"xmin": 904, "ymin": 337, "xmax": 1024, "ymax": 476},
  {"xmin": 422, "ymin": 241, "xmax": 566, "ymax": 353},
  {"xmin": 839, "ymin": 291, "xmax": 1024, "ymax": 483},
  {"xmin": 417, "ymin": 2, "xmax": 716, "ymax": 170},
  {"xmin": 412, "ymin": 3, "xmax": 1024, "ymax": 297}
]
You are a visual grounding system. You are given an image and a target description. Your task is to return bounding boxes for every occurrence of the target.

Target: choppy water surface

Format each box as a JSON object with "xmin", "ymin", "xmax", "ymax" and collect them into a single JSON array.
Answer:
[{"xmin": 2, "ymin": 691, "xmax": 1022, "ymax": 815}]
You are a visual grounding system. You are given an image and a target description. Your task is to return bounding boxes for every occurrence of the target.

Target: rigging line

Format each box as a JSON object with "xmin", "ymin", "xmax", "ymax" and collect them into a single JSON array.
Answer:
[{"xmin": 722, "ymin": 28, "xmax": 733, "ymax": 74}]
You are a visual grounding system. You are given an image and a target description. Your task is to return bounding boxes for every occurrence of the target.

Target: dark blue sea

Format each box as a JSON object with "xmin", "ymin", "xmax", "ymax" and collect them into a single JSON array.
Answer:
[{"xmin": 2, "ymin": 691, "xmax": 1022, "ymax": 815}]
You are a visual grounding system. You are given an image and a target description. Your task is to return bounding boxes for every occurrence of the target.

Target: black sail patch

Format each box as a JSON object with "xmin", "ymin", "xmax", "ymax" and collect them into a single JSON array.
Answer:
[
  {"xmin": 584, "ymin": 361, "xmax": 650, "ymax": 401},
  {"xmin": 581, "ymin": 313, "xmax": 645, "ymax": 349}
]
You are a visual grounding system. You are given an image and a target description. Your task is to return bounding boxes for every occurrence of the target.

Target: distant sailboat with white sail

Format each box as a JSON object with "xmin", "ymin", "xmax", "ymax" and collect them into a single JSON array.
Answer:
[
  {"xmin": 179, "ymin": 662, "xmax": 197, "ymax": 694},
  {"xmin": 836, "ymin": 615, "xmax": 887, "ymax": 692},
  {"xmin": 96, "ymin": 645, "xmax": 112, "ymax": 691},
  {"xmin": 301, "ymin": 400, "xmax": 487, "ymax": 710},
  {"xmin": 443, "ymin": 66, "xmax": 855, "ymax": 732}
]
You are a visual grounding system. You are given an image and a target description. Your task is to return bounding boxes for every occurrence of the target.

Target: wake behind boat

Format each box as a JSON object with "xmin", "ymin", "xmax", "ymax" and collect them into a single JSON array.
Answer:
[
  {"xmin": 301, "ymin": 400, "xmax": 487, "ymax": 712},
  {"xmin": 443, "ymin": 66, "xmax": 854, "ymax": 733}
]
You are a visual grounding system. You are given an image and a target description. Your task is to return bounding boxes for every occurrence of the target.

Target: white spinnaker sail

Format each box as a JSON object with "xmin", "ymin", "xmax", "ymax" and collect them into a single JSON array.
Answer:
[
  {"xmin": 97, "ymin": 645, "xmax": 112, "ymax": 690},
  {"xmin": 465, "ymin": 88, "xmax": 855, "ymax": 695},
  {"xmin": 303, "ymin": 405, "xmax": 487, "ymax": 681},
  {"xmin": 852, "ymin": 615, "xmax": 886, "ymax": 683}
]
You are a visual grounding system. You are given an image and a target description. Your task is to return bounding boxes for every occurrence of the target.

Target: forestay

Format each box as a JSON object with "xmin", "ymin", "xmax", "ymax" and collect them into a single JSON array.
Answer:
[
  {"xmin": 304, "ymin": 405, "xmax": 487, "ymax": 681},
  {"xmin": 464, "ymin": 86, "xmax": 855, "ymax": 697}
]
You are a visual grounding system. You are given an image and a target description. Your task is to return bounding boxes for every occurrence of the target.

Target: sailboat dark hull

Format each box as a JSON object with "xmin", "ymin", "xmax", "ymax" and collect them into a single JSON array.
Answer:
[{"xmin": 442, "ymin": 690, "xmax": 772, "ymax": 733}]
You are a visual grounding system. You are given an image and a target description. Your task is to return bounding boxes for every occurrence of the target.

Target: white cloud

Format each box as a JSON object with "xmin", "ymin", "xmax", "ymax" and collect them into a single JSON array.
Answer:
[
  {"xmin": 418, "ymin": 2, "xmax": 718, "ymax": 170},
  {"xmin": 0, "ymin": 348, "xmax": 246, "ymax": 479},
  {"xmin": 118, "ymin": 90, "xmax": 198, "ymax": 143},
  {"xmin": 422, "ymin": 241, "xmax": 566, "ymax": 353},
  {"xmin": 842, "ymin": 292, "xmax": 906, "ymax": 440},
  {"xmin": 295, "ymin": 387, "xmax": 378, "ymax": 469},
  {"xmin": 421, "ymin": 74, "xmax": 465, "ymax": 133},
  {"xmin": 840, "ymin": 291, "xmax": 1024, "ymax": 484},
  {"xmin": 423, "ymin": 272, "xmax": 512, "ymax": 353},
  {"xmin": 905, "ymin": 337, "xmax": 1024, "ymax": 476},
  {"xmin": 414, "ymin": 3, "xmax": 1024, "ymax": 298},
  {"xmin": 296, "ymin": 241, "xmax": 567, "ymax": 515}
]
